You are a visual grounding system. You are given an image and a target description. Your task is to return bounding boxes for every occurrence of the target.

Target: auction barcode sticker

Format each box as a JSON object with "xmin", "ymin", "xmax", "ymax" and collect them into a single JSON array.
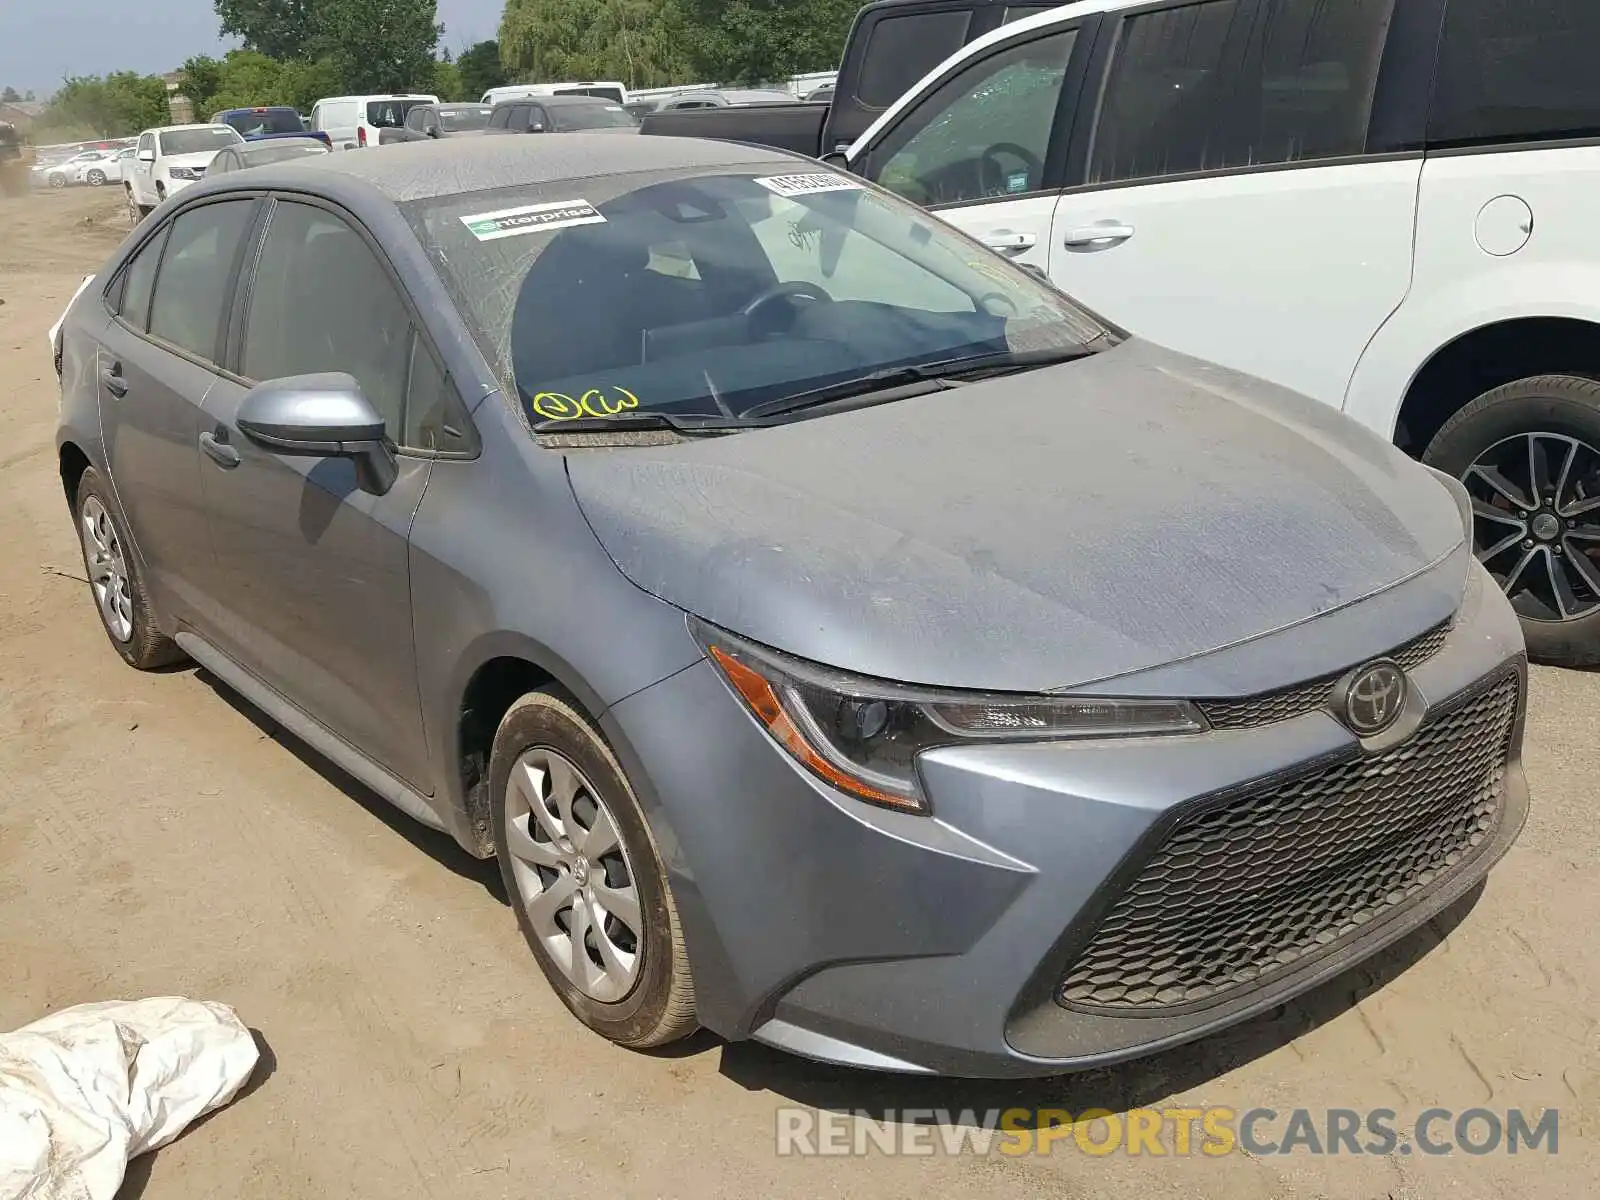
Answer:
[
  {"xmin": 752, "ymin": 173, "xmax": 864, "ymax": 198},
  {"xmin": 461, "ymin": 200, "xmax": 607, "ymax": 241}
]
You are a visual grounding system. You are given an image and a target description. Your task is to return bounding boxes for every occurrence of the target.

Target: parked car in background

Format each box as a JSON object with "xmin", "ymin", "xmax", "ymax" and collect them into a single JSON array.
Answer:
[
  {"xmin": 125, "ymin": 124, "xmax": 245, "ymax": 217},
  {"xmin": 652, "ymin": 89, "xmax": 799, "ymax": 111},
  {"xmin": 640, "ymin": 0, "xmax": 1070, "ymax": 155},
  {"xmin": 484, "ymin": 95, "xmax": 640, "ymax": 135},
  {"xmin": 827, "ymin": 0, "xmax": 1600, "ymax": 666},
  {"xmin": 51, "ymin": 134, "xmax": 1528, "ymax": 1079},
  {"xmin": 208, "ymin": 137, "xmax": 330, "ymax": 175},
  {"xmin": 212, "ymin": 106, "xmax": 333, "ymax": 149},
  {"xmin": 108, "ymin": 146, "xmax": 138, "ymax": 182},
  {"xmin": 481, "ymin": 81, "xmax": 628, "ymax": 106},
  {"xmin": 309, "ymin": 94, "xmax": 440, "ymax": 150},
  {"xmin": 35, "ymin": 149, "xmax": 116, "ymax": 189},
  {"xmin": 377, "ymin": 102, "xmax": 493, "ymax": 144}
]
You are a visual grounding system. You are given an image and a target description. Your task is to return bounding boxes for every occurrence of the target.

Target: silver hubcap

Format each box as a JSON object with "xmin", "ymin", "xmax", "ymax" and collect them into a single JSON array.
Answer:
[
  {"xmin": 1465, "ymin": 432, "xmax": 1600, "ymax": 622},
  {"xmin": 504, "ymin": 748, "xmax": 643, "ymax": 1002},
  {"xmin": 79, "ymin": 496, "xmax": 134, "ymax": 642}
]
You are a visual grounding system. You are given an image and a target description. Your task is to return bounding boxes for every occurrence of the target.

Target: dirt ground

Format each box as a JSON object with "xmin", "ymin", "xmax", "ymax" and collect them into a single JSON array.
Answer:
[{"xmin": 1, "ymin": 187, "xmax": 1597, "ymax": 1200}]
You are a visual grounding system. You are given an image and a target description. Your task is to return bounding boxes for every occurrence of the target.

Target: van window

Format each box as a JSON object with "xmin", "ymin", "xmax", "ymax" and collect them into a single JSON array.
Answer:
[
  {"xmin": 367, "ymin": 99, "xmax": 431, "ymax": 128},
  {"xmin": 1088, "ymin": 0, "xmax": 1246, "ymax": 184},
  {"xmin": 868, "ymin": 31, "xmax": 1079, "ymax": 206},
  {"xmin": 554, "ymin": 85, "xmax": 625, "ymax": 104},
  {"xmin": 857, "ymin": 10, "xmax": 975, "ymax": 109},
  {"xmin": 1429, "ymin": 0, "xmax": 1600, "ymax": 149}
]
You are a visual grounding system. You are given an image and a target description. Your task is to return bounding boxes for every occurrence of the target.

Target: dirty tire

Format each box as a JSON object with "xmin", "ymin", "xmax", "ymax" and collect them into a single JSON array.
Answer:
[
  {"xmin": 72, "ymin": 467, "xmax": 186, "ymax": 670},
  {"xmin": 86, "ymin": 169, "xmax": 106, "ymax": 187},
  {"xmin": 490, "ymin": 689, "xmax": 697, "ymax": 1049},
  {"xmin": 1423, "ymin": 374, "xmax": 1600, "ymax": 668}
]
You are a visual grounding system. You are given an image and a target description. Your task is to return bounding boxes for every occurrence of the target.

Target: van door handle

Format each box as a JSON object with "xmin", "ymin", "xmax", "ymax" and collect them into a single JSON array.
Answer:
[
  {"xmin": 1063, "ymin": 222, "xmax": 1136, "ymax": 249},
  {"xmin": 981, "ymin": 230, "xmax": 1038, "ymax": 257},
  {"xmin": 199, "ymin": 430, "xmax": 241, "ymax": 469},
  {"xmin": 100, "ymin": 362, "xmax": 128, "ymax": 397}
]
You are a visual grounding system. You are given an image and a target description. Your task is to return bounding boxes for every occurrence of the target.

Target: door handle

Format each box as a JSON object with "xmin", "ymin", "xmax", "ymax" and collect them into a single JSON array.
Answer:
[
  {"xmin": 199, "ymin": 430, "xmax": 241, "ymax": 469},
  {"xmin": 1063, "ymin": 222, "xmax": 1136, "ymax": 249},
  {"xmin": 100, "ymin": 362, "xmax": 128, "ymax": 397},
  {"xmin": 981, "ymin": 230, "xmax": 1038, "ymax": 258}
]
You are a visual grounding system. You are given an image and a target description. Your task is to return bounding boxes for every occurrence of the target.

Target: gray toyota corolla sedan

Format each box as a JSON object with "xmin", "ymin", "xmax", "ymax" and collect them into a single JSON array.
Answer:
[{"xmin": 53, "ymin": 135, "xmax": 1529, "ymax": 1078}]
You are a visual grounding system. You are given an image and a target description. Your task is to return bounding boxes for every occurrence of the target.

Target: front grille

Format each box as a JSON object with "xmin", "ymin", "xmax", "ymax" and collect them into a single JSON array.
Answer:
[
  {"xmin": 1198, "ymin": 621, "xmax": 1452, "ymax": 730},
  {"xmin": 1058, "ymin": 668, "xmax": 1520, "ymax": 1014}
]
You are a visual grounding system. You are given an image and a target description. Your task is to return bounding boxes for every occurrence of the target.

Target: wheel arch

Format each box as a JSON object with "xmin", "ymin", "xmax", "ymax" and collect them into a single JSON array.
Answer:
[{"xmin": 58, "ymin": 440, "xmax": 92, "ymax": 512}]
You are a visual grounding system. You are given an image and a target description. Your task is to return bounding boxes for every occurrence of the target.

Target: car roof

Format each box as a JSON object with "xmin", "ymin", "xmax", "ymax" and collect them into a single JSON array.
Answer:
[
  {"xmin": 237, "ymin": 138, "xmax": 325, "ymax": 155},
  {"xmin": 218, "ymin": 105, "xmax": 296, "ymax": 113},
  {"xmin": 497, "ymin": 94, "xmax": 617, "ymax": 110},
  {"xmin": 188, "ymin": 131, "xmax": 805, "ymax": 204}
]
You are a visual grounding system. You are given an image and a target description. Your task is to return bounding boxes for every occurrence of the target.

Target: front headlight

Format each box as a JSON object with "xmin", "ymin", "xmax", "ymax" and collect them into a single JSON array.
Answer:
[
  {"xmin": 691, "ymin": 617, "xmax": 1206, "ymax": 815},
  {"xmin": 168, "ymin": 167, "xmax": 198, "ymax": 180}
]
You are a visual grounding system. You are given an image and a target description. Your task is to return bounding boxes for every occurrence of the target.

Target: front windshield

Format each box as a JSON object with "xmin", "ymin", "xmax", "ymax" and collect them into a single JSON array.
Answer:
[
  {"xmin": 441, "ymin": 106, "xmax": 492, "ymax": 131},
  {"xmin": 160, "ymin": 127, "xmax": 240, "ymax": 156},
  {"xmin": 405, "ymin": 167, "xmax": 1105, "ymax": 425},
  {"xmin": 554, "ymin": 103, "xmax": 639, "ymax": 130}
]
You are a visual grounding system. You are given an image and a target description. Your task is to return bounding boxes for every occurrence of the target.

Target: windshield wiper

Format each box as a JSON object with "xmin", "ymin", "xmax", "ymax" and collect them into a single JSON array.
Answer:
[
  {"xmin": 742, "ymin": 345, "xmax": 1100, "ymax": 420},
  {"xmin": 531, "ymin": 410, "xmax": 751, "ymax": 436}
]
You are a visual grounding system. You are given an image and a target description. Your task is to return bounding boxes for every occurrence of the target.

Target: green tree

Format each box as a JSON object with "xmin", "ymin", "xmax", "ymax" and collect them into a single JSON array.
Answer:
[
  {"xmin": 665, "ymin": 0, "xmax": 857, "ymax": 84},
  {"xmin": 277, "ymin": 59, "xmax": 343, "ymax": 111},
  {"xmin": 433, "ymin": 53, "xmax": 463, "ymax": 102},
  {"xmin": 39, "ymin": 72, "xmax": 169, "ymax": 139},
  {"xmin": 315, "ymin": 0, "xmax": 443, "ymax": 93},
  {"xmin": 214, "ymin": 0, "xmax": 319, "ymax": 61},
  {"xmin": 455, "ymin": 39, "xmax": 507, "ymax": 101},
  {"xmin": 500, "ymin": 0, "xmax": 685, "ymax": 89},
  {"xmin": 1, "ymin": 86, "xmax": 20, "ymax": 103}
]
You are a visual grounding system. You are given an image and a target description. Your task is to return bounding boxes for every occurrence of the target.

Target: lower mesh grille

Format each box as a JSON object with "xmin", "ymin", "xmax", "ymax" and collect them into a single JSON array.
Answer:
[
  {"xmin": 1058, "ymin": 667, "xmax": 1520, "ymax": 1013},
  {"xmin": 1198, "ymin": 621, "xmax": 1452, "ymax": 730}
]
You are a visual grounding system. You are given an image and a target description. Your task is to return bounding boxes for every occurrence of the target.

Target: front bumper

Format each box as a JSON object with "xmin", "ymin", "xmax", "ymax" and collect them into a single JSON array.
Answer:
[{"xmin": 605, "ymin": 561, "xmax": 1528, "ymax": 1078}]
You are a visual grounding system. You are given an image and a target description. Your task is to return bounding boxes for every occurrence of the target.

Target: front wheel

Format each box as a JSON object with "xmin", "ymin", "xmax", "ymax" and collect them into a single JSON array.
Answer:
[
  {"xmin": 490, "ymin": 689, "xmax": 697, "ymax": 1049},
  {"xmin": 85, "ymin": 169, "xmax": 106, "ymax": 187},
  {"xmin": 1423, "ymin": 374, "xmax": 1600, "ymax": 667}
]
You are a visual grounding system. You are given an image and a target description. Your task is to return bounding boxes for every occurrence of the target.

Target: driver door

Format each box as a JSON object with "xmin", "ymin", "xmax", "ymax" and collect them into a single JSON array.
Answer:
[{"xmin": 853, "ymin": 16, "xmax": 1100, "ymax": 277}]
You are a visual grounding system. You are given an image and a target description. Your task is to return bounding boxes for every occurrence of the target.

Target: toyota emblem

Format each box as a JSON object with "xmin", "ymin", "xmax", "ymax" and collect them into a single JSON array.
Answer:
[{"xmin": 1337, "ymin": 660, "xmax": 1408, "ymax": 736}]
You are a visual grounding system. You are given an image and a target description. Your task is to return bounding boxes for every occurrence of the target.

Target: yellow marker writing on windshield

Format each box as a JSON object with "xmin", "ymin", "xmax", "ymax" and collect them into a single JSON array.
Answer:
[{"xmin": 532, "ymin": 387, "xmax": 641, "ymax": 422}]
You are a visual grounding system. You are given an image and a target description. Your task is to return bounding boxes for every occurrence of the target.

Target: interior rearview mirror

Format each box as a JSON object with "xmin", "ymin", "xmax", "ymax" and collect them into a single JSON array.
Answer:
[{"xmin": 235, "ymin": 372, "xmax": 398, "ymax": 496}]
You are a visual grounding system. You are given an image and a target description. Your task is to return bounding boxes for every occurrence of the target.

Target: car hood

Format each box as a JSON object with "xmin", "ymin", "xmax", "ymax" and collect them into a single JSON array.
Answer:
[
  {"xmin": 163, "ymin": 150, "xmax": 227, "ymax": 171},
  {"xmin": 564, "ymin": 340, "xmax": 1467, "ymax": 693}
]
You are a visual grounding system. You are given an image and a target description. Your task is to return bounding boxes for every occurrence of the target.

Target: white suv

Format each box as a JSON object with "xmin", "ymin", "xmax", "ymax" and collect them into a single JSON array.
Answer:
[
  {"xmin": 125, "ymin": 124, "xmax": 244, "ymax": 217},
  {"xmin": 842, "ymin": 0, "xmax": 1600, "ymax": 666}
]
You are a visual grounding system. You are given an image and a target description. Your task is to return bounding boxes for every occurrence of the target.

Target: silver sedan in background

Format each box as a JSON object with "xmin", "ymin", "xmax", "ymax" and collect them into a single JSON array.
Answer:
[{"xmin": 52, "ymin": 135, "xmax": 1528, "ymax": 1077}]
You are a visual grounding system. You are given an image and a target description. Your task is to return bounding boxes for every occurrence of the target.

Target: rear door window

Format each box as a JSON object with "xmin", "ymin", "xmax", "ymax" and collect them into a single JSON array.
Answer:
[
  {"xmin": 1429, "ymin": 0, "xmax": 1600, "ymax": 148},
  {"xmin": 114, "ymin": 226, "xmax": 168, "ymax": 332},
  {"xmin": 858, "ymin": 10, "xmax": 976, "ymax": 109},
  {"xmin": 147, "ymin": 200, "xmax": 256, "ymax": 362}
]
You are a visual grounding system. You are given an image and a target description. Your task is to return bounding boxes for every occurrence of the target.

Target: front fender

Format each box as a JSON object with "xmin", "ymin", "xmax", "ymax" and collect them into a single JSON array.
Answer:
[{"xmin": 1343, "ymin": 260, "xmax": 1600, "ymax": 439}]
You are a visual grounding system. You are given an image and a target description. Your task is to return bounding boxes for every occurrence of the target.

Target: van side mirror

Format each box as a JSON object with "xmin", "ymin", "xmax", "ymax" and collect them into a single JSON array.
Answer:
[{"xmin": 235, "ymin": 372, "xmax": 398, "ymax": 496}]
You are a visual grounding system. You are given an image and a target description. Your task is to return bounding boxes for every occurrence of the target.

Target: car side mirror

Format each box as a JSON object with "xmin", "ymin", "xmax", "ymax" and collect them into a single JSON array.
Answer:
[
  {"xmin": 427, "ymin": 125, "xmax": 440, "ymax": 138},
  {"xmin": 136, "ymin": 149, "xmax": 155, "ymax": 162},
  {"xmin": 529, "ymin": 123, "xmax": 546, "ymax": 133},
  {"xmin": 235, "ymin": 372, "xmax": 398, "ymax": 496}
]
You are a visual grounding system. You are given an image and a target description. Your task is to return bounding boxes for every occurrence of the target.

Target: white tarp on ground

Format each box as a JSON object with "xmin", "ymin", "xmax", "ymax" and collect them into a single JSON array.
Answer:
[{"xmin": 0, "ymin": 997, "xmax": 259, "ymax": 1200}]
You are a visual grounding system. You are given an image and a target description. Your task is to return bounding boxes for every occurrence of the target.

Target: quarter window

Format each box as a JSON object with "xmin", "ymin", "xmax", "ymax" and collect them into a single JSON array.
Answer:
[
  {"xmin": 857, "ymin": 11, "xmax": 975, "ymax": 109},
  {"xmin": 147, "ymin": 200, "xmax": 256, "ymax": 362},
  {"xmin": 115, "ymin": 226, "xmax": 167, "ymax": 332},
  {"xmin": 868, "ymin": 31, "xmax": 1078, "ymax": 207},
  {"xmin": 241, "ymin": 201, "xmax": 412, "ymax": 438},
  {"xmin": 1429, "ymin": 0, "xmax": 1600, "ymax": 148}
]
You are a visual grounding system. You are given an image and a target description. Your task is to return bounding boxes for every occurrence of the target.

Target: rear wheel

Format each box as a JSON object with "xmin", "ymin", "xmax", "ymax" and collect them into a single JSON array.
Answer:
[
  {"xmin": 48, "ymin": 172, "xmax": 65, "ymax": 189},
  {"xmin": 1423, "ymin": 374, "xmax": 1600, "ymax": 667},
  {"xmin": 490, "ymin": 689, "xmax": 697, "ymax": 1049}
]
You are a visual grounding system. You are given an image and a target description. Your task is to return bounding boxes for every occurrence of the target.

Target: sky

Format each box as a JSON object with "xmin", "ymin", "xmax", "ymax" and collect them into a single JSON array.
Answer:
[{"xmin": 0, "ymin": 0, "xmax": 504, "ymax": 100}]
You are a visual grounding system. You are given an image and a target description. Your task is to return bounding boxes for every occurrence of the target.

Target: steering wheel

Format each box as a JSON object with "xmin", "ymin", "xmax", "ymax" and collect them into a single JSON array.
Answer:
[
  {"xmin": 742, "ymin": 280, "xmax": 834, "ymax": 335},
  {"xmin": 980, "ymin": 142, "xmax": 1044, "ymax": 197}
]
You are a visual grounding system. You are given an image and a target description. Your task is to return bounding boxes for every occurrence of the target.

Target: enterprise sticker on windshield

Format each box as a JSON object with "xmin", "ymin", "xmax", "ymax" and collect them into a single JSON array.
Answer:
[
  {"xmin": 752, "ymin": 173, "xmax": 863, "ymax": 198},
  {"xmin": 460, "ymin": 200, "xmax": 606, "ymax": 241}
]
